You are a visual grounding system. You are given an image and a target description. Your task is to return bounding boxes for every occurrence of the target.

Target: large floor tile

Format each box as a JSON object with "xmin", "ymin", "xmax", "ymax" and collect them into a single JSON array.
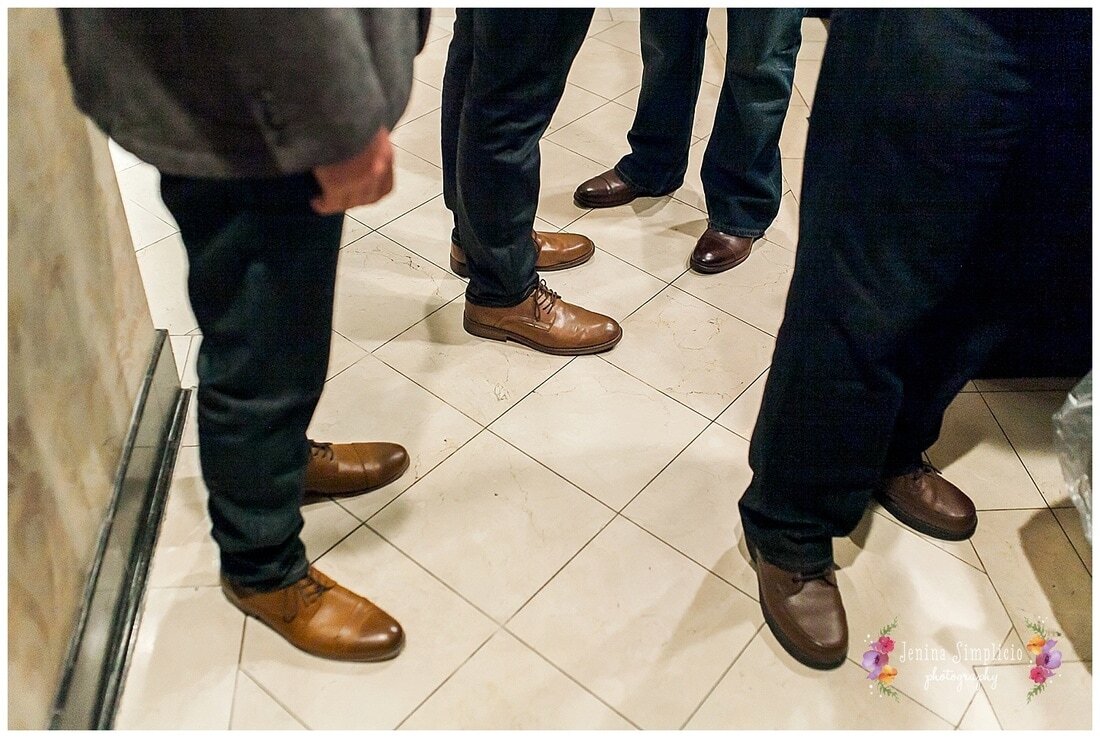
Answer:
[
  {"xmin": 673, "ymin": 238, "xmax": 795, "ymax": 337},
  {"xmin": 607, "ymin": 287, "xmax": 774, "ymax": 418},
  {"xmin": 375, "ymin": 298, "xmax": 568, "ymax": 425},
  {"xmin": 390, "ymin": 107, "xmax": 442, "ymax": 168},
  {"xmin": 779, "ymin": 103, "xmax": 811, "ymax": 159},
  {"xmin": 229, "ymin": 672, "xmax": 306, "ymax": 730},
  {"xmin": 980, "ymin": 660, "xmax": 1093, "ymax": 729},
  {"xmin": 927, "ymin": 393, "xmax": 1049, "ymax": 510},
  {"xmin": 624, "ymin": 424, "xmax": 755, "ymax": 596},
  {"xmin": 1052, "ymin": 507, "xmax": 1091, "ymax": 574},
  {"xmin": 970, "ymin": 509, "xmax": 1091, "ymax": 662},
  {"xmin": 833, "ymin": 513, "xmax": 1015, "ymax": 724},
  {"xmin": 764, "ymin": 190, "xmax": 799, "ymax": 253},
  {"xmin": 973, "ymin": 376, "xmax": 1080, "ymax": 392},
  {"xmin": 548, "ymin": 83, "xmax": 611, "ymax": 132},
  {"xmin": 491, "ymin": 359, "xmax": 709, "ymax": 510},
  {"xmin": 546, "ymin": 100, "xmax": 637, "ymax": 168},
  {"xmin": 509, "ymin": 517, "xmax": 762, "ymax": 728},
  {"xmin": 793, "ymin": 59, "xmax": 821, "ymax": 108},
  {"xmin": 568, "ymin": 37, "xmax": 644, "ymax": 100},
  {"xmin": 686, "ymin": 630, "xmax": 952, "ymax": 729},
  {"xmin": 308, "ymin": 355, "xmax": 481, "ymax": 520},
  {"xmin": 402, "ymin": 630, "xmax": 632, "ymax": 729},
  {"xmin": 331, "ymin": 232, "xmax": 465, "ymax": 353},
  {"xmin": 345, "ymin": 146, "xmax": 443, "ymax": 229},
  {"xmin": 392, "ymin": 78, "xmax": 443, "ymax": 131},
  {"xmin": 592, "ymin": 18, "xmax": 640, "ymax": 55},
  {"xmin": 982, "ymin": 391, "xmax": 1073, "ymax": 507},
  {"xmin": 715, "ymin": 367, "xmax": 769, "ymax": 440},
  {"xmin": 115, "ymin": 161, "xmax": 176, "ymax": 225},
  {"xmin": 569, "ymin": 196, "xmax": 707, "ymax": 283},
  {"xmin": 239, "ymin": 527, "xmax": 497, "ymax": 730},
  {"xmin": 956, "ymin": 686, "xmax": 1002, "ymax": 730},
  {"xmin": 370, "ymin": 431, "xmax": 613, "ymax": 621},
  {"xmin": 123, "ymin": 197, "xmax": 176, "ymax": 251},
  {"xmin": 536, "ymin": 140, "xmax": 609, "ymax": 228},
  {"xmin": 135, "ymin": 233, "xmax": 198, "ymax": 335},
  {"xmin": 376, "ymin": 193, "xmax": 454, "ymax": 273},
  {"xmin": 114, "ymin": 587, "xmax": 243, "ymax": 729},
  {"xmin": 539, "ymin": 246, "xmax": 668, "ymax": 321},
  {"xmin": 412, "ymin": 34, "xmax": 450, "ymax": 90}
]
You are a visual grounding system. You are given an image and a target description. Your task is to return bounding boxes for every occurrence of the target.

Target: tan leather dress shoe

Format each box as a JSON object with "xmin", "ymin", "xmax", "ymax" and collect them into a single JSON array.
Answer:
[
  {"xmin": 875, "ymin": 464, "xmax": 977, "ymax": 540},
  {"xmin": 463, "ymin": 280, "xmax": 622, "ymax": 356},
  {"xmin": 449, "ymin": 231, "xmax": 594, "ymax": 278},
  {"xmin": 573, "ymin": 168, "xmax": 653, "ymax": 208},
  {"xmin": 751, "ymin": 546, "xmax": 848, "ymax": 670},
  {"xmin": 222, "ymin": 567, "xmax": 404, "ymax": 662},
  {"xmin": 689, "ymin": 228, "xmax": 754, "ymax": 274},
  {"xmin": 302, "ymin": 440, "xmax": 409, "ymax": 504}
]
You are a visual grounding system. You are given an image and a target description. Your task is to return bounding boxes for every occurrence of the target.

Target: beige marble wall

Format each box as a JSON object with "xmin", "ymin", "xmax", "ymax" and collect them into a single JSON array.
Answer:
[{"xmin": 7, "ymin": 8, "xmax": 155, "ymax": 730}]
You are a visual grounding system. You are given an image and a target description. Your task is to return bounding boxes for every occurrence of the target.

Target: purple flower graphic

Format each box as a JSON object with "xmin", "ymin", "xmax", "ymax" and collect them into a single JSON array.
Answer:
[
  {"xmin": 1035, "ymin": 640, "xmax": 1062, "ymax": 670},
  {"xmin": 862, "ymin": 649, "xmax": 888, "ymax": 679}
]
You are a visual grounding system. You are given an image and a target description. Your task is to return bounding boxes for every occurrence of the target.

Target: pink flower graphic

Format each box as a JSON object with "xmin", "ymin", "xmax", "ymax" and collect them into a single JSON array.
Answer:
[
  {"xmin": 875, "ymin": 635, "xmax": 895, "ymax": 654},
  {"xmin": 1030, "ymin": 666, "xmax": 1051, "ymax": 685}
]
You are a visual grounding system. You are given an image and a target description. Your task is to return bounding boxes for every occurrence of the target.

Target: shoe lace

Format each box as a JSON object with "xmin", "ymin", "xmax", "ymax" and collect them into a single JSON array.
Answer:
[
  {"xmin": 308, "ymin": 440, "xmax": 335, "ymax": 462},
  {"xmin": 792, "ymin": 566, "xmax": 836, "ymax": 585},
  {"xmin": 910, "ymin": 461, "xmax": 940, "ymax": 481},
  {"xmin": 282, "ymin": 570, "xmax": 334, "ymax": 622},
  {"xmin": 532, "ymin": 279, "xmax": 560, "ymax": 321}
]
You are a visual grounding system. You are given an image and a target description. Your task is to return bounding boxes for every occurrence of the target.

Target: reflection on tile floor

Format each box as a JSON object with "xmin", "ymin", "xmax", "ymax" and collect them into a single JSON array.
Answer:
[{"xmin": 114, "ymin": 11, "xmax": 1090, "ymax": 730}]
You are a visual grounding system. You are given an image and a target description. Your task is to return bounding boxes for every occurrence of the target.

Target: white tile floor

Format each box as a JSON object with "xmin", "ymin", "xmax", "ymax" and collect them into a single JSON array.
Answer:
[{"xmin": 111, "ymin": 11, "xmax": 1091, "ymax": 730}]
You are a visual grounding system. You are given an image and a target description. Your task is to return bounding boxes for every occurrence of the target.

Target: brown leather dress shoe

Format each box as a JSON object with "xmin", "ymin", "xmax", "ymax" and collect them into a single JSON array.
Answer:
[
  {"xmin": 689, "ymin": 228, "xmax": 755, "ymax": 274},
  {"xmin": 463, "ymin": 280, "xmax": 622, "ymax": 356},
  {"xmin": 875, "ymin": 463, "xmax": 977, "ymax": 541},
  {"xmin": 302, "ymin": 440, "xmax": 409, "ymax": 504},
  {"xmin": 750, "ymin": 545, "xmax": 848, "ymax": 670},
  {"xmin": 574, "ymin": 168, "xmax": 659, "ymax": 208},
  {"xmin": 222, "ymin": 567, "xmax": 404, "ymax": 662},
  {"xmin": 449, "ymin": 230, "xmax": 594, "ymax": 278}
]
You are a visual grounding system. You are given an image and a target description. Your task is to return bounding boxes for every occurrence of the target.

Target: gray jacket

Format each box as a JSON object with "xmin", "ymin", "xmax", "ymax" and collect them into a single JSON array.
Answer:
[{"xmin": 59, "ymin": 9, "xmax": 427, "ymax": 178}]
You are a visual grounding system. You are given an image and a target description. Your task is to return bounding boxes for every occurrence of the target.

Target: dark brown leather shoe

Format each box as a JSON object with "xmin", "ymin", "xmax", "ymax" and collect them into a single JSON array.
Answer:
[
  {"xmin": 875, "ymin": 463, "xmax": 977, "ymax": 541},
  {"xmin": 463, "ymin": 280, "xmax": 622, "ymax": 356},
  {"xmin": 222, "ymin": 567, "xmax": 404, "ymax": 662},
  {"xmin": 573, "ymin": 168, "xmax": 657, "ymax": 208},
  {"xmin": 449, "ymin": 230, "xmax": 594, "ymax": 278},
  {"xmin": 750, "ymin": 545, "xmax": 848, "ymax": 670},
  {"xmin": 301, "ymin": 440, "xmax": 409, "ymax": 504},
  {"xmin": 689, "ymin": 228, "xmax": 754, "ymax": 274}
]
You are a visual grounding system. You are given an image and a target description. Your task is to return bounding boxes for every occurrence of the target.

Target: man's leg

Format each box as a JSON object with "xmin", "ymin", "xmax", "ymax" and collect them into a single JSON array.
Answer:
[
  {"xmin": 159, "ymin": 173, "xmax": 404, "ymax": 661},
  {"xmin": 737, "ymin": 10, "xmax": 1039, "ymax": 667},
  {"xmin": 574, "ymin": 9, "xmax": 708, "ymax": 208},
  {"xmin": 451, "ymin": 9, "xmax": 622, "ymax": 356}
]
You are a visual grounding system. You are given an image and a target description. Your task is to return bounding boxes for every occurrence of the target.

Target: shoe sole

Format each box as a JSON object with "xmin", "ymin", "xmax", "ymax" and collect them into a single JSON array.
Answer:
[
  {"xmin": 573, "ymin": 189, "xmax": 674, "ymax": 210},
  {"xmin": 222, "ymin": 587, "xmax": 406, "ymax": 663},
  {"xmin": 748, "ymin": 546, "xmax": 847, "ymax": 671},
  {"xmin": 689, "ymin": 247, "xmax": 753, "ymax": 275},
  {"xmin": 875, "ymin": 494, "xmax": 977, "ymax": 541},
  {"xmin": 463, "ymin": 314, "xmax": 622, "ymax": 356},
  {"xmin": 450, "ymin": 249, "xmax": 594, "ymax": 279},
  {"xmin": 301, "ymin": 455, "xmax": 411, "ymax": 505}
]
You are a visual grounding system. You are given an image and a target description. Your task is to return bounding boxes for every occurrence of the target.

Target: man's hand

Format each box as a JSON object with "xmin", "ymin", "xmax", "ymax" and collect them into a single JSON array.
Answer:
[{"xmin": 311, "ymin": 126, "xmax": 394, "ymax": 214}]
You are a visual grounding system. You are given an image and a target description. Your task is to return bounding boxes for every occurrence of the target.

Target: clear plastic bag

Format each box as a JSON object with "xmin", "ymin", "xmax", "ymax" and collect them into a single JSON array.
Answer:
[{"xmin": 1053, "ymin": 372, "xmax": 1092, "ymax": 544}]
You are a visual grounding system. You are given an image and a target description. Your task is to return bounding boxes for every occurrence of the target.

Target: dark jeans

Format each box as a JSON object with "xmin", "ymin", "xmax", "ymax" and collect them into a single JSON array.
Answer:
[
  {"xmin": 441, "ymin": 8, "xmax": 593, "ymax": 307},
  {"xmin": 738, "ymin": 10, "xmax": 1091, "ymax": 572},
  {"xmin": 160, "ymin": 173, "xmax": 343, "ymax": 590},
  {"xmin": 616, "ymin": 9, "xmax": 803, "ymax": 238}
]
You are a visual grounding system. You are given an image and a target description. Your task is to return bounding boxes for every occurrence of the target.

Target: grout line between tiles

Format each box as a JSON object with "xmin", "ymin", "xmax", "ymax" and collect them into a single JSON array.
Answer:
[
  {"xmin": 394, "ymin": 628, "xmax": 500, "ymax": 729},
  {"xmin": 679, "ymin": 623, "xmax": 764, "ymax": 728},
  {"xmin": 975, "ymin": 390, "xmax": 1061, "ymax": 510},
  {"xmin": 1048, "ymin": 508, "xmax": 1093, "ymax": 577},
  {"xmin": 238, "ymin": 661, "xmax": 313, "ymax": 730},
  {"xmin": 867, "ymin": 507, "xmax": 987, "ymax": 574},
  {"xmin": 500, "ymin": 626, "xmax": 643, "ymax": 730}
]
